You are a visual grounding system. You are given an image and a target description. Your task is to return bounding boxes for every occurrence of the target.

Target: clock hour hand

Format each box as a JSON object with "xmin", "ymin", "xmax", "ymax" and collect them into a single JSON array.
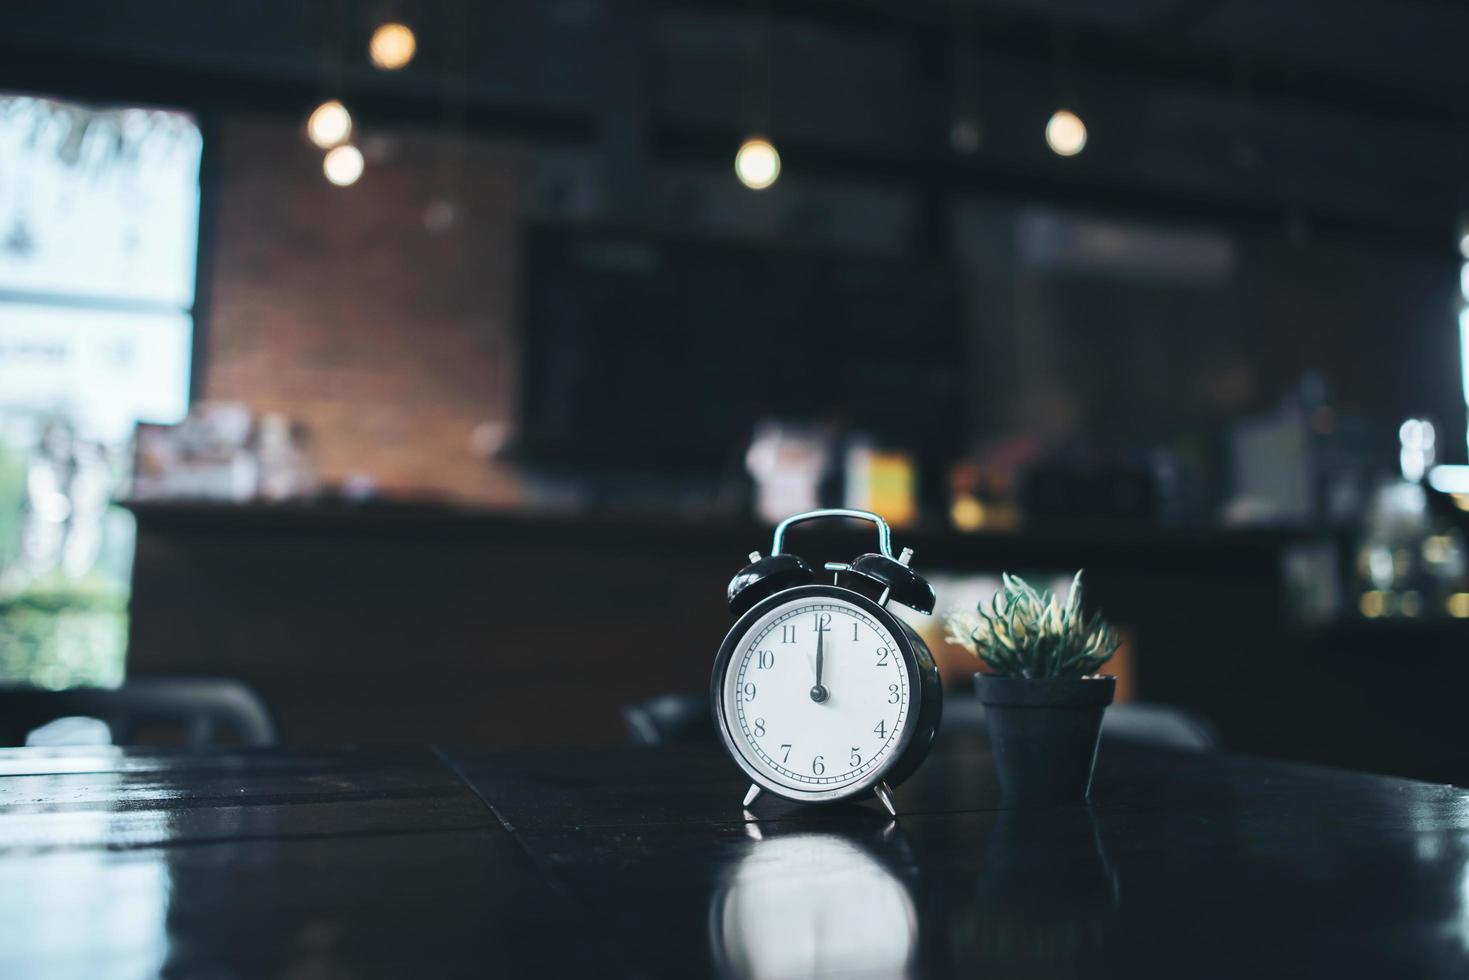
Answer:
[{"xmin": 811, "ymin": 625, "xmax": 829, "ymax": 703}]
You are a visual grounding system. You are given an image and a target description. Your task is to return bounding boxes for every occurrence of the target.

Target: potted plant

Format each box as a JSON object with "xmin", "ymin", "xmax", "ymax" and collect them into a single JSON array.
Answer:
[{"xmin": 946, "ymin": 572, "xmax": 1120, "ymax": 803}]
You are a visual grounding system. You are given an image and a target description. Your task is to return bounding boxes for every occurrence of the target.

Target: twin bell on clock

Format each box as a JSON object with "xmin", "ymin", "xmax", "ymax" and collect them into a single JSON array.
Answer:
[{"xmin": 711, "ymin": 508, "xmax": 944, "ymax": 817}]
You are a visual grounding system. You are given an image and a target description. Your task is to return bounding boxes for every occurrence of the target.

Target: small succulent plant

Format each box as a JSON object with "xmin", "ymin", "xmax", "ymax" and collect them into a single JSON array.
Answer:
[{"xmin": 945, "ymin": 571, "xmax": 1119, "ymax": 679}]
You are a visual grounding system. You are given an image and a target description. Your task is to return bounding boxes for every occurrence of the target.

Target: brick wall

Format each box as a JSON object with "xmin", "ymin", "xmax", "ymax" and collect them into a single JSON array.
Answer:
[{"xmin": 201, "ymin": 115, "xmax": 523, "ymax": 505}]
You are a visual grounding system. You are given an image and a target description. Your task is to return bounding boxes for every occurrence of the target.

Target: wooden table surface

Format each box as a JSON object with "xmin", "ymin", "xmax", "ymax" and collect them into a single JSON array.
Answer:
[{"xmin": 4, "ymin": 735, "xmax": 1469, "ymax": 978}]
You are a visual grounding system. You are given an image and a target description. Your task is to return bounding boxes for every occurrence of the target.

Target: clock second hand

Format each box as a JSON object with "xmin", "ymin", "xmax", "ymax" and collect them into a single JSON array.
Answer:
[{"xmin": 811, "ymin": 623, "xmax": 829, "ymax": 703}]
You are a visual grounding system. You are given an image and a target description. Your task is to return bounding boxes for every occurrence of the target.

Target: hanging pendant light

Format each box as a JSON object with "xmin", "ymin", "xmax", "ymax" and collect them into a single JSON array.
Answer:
[
  {"xmin": 735, "ymin": 137, "xmax": 781, "ymax": 190},
  {"xmin": 307, "ymin": 100, "xmax": 353, "ymax": 149}
]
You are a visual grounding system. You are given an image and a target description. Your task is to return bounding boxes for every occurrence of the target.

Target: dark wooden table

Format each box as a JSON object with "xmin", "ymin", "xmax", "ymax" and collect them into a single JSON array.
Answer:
[{"xmin": 4, "ymin": 735, "xmax": 1469, "ymax": 978}]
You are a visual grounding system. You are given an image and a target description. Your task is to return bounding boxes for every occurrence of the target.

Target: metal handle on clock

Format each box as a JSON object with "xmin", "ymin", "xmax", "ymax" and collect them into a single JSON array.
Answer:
[{"xmin": 769, "ymin": 508, "xmax": 894, "ymax": 560}]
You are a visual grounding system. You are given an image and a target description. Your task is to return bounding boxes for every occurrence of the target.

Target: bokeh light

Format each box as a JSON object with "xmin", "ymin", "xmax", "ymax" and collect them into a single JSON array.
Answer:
[
  {"xmin": 323, "ymin": 144, "xmax": 365, "ymax": 186},
  {"xmin": 307, "ymin": 100, "xmax": 352, "ymax": 149},
  {"xmin": 735, "ymin": 138, "xmax": 781, "ymax": 190},
  {"xmin": 1045, "ymin": 109, "xmax": 1087, "ymax": 157},
  {"xmin": 369, "ymin": 23, "xmax": 416, "ymax": 71}
]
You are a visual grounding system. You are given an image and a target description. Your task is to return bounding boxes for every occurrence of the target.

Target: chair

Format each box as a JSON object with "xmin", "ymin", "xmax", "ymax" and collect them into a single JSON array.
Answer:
[
  {"xmin": 0, "ymin": 676, "xmax": 278, "ymax": 747},
  {"xmin": 623, "ymin": 691, "xmax": 1218, "ymax": 753},
  {"xmin": 940, "ymin": 695, "xmax": 1218, "ymax": 752},
  {"xmin": 1096, "ymin": 700, "xmax": 1219, "ymax": 752},
  {"xmin": 624, "ymin": 693, "xmax": 714, "ymax": 747}
]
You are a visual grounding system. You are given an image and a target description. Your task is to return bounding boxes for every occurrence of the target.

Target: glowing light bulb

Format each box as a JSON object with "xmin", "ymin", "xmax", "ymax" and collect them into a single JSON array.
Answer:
[
  {"xmin": 370, "ymin": 22, "xmax": 416, "ymax": 71},
  {"xmin": 735, "ymin": 138, "xmax": 781, "ymax": 190},
  {"xmin": 307, "ymin": 100, "xmax": 352, "ymax": 149},
  {"xmin": 1045, "ymin": 109, "xmax": 1087, "ymax": 157},
  {"xmin": 323, "ymin": 144, "xmax": 365, "ymax": 186}
]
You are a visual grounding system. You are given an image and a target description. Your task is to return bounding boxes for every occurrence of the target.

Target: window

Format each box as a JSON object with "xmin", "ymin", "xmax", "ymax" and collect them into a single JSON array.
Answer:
[
  {"xmin": 0, "ymin": 94, "xmax": 200, "ymax": 441},
  {"xmin": 0, "ymin": 94, "xmax": 201, "ymax": 690}
]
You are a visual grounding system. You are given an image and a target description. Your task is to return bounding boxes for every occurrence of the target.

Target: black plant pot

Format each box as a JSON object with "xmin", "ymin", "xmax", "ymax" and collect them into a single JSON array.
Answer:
[{"xmin": 974, "ymin": 674, "xmax": 1117, "ymax": 805}]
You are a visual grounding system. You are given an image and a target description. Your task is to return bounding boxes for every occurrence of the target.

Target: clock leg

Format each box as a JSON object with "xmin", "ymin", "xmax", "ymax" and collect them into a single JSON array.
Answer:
[
  {"xmin": 874, "ymin": 781, "xmax": 898, "ymax": 818},
  {"xmin": 742, "ymin": 784, "xmax": 762, "ymax": 808}
]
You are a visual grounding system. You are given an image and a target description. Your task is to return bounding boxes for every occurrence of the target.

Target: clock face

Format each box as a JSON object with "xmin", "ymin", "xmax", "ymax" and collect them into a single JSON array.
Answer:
[{"xmin": 719, "ymin": 595, "xmax": 911, "ymax": 797}]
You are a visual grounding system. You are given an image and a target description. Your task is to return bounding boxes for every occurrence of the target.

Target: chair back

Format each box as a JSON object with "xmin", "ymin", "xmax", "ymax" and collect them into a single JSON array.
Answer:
[
  {"xmin": 0, "ymin": 677, "xmax": 278, "ymax": 747},
  {"xmin": 625, "ymin": 691, "xmax": 1219, "ymax": 752}
]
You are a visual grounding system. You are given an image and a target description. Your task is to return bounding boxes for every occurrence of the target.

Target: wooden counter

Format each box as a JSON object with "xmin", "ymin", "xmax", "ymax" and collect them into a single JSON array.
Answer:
[{"xmin": 123, "ymin": 500, "xmax": 1304, "ymax": 752}]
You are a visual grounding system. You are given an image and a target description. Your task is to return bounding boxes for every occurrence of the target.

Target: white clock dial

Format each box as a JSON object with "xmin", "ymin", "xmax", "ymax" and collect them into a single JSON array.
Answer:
[{"xmin": 721, "ymin": 597, "xmax": 910, "ymax": 794}]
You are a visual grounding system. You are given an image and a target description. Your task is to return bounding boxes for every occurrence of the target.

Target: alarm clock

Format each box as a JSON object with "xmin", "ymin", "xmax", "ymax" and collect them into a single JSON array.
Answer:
[{"xmin": 711, "ymin": 509, "xmax": 943, "ymax": 816}]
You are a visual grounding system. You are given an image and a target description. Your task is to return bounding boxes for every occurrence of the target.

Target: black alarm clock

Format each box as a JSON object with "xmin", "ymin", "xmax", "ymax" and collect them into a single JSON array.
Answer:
[{"xmin": 711, "ymin": 509, "xmax": 943, "ymax": 816}]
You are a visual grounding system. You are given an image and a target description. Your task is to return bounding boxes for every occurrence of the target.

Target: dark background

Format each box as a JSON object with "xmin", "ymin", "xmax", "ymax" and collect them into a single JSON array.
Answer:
[{"xmin": 5, "ymin": 1, "xmax": 1469, "ymax": 782}]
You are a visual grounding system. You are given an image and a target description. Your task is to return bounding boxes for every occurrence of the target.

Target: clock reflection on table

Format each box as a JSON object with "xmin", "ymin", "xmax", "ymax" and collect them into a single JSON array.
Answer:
[
  {"xmin": 709, "ymin": 822, "xmax": 918, "ymax": 980},
  {"xmin": 707, "ymin": 805, "xmax": 1122, "ymax": 980}
]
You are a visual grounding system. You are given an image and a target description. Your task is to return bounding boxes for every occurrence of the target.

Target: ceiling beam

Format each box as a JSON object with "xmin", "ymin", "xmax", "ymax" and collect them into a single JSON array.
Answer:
[
  {"xmin": 0, "ymin": 37, "xmax": 601, "ymax": 146},
  {"xmin": 660, "ymin": 0, "xmax": 1469, "ymax": 134}
]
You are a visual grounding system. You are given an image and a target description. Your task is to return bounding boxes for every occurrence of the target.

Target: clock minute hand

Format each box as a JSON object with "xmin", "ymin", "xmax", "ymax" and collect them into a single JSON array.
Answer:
[
  {"xmin": 816, "ymin": 628, "xmax": 824, "ymax": 687},
  {"xmin": 811, "ymin": 626, "xmax": 829, "ymax": 704}
]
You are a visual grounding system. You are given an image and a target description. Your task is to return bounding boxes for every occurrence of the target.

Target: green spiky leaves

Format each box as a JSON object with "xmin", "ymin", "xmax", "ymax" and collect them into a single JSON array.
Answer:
[{"xmin": 944, "ymin": 570, "xmax": 1119, "ymax": 679}]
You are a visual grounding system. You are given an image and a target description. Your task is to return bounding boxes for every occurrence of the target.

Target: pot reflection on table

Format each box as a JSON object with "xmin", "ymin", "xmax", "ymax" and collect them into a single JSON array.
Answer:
[
  {"xmin": 710, "ymin": 822, "xmax": 918, "ymax": 980},
  {"xmin": 954, "ymin": 805, "xmax": 1120, "ymax": 976}
]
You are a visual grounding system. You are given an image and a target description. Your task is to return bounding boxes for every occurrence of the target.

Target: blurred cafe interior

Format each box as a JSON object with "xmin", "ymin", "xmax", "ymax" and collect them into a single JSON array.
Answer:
[{"xmin": 4, "ymin": 0, "xmax": 1469, "ymax": 787}]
